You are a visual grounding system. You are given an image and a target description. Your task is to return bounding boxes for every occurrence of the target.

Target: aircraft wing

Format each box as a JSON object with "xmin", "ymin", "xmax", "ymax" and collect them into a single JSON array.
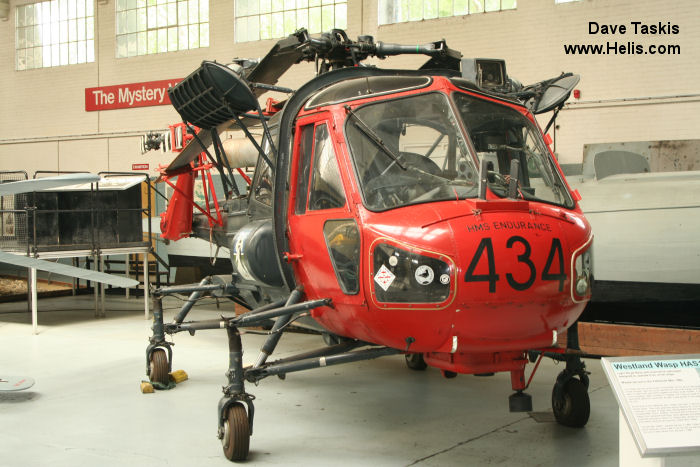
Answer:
[
  {"xmin": 0, "ymin": 174, "xmax": 100, "ymax": 196},
  {"xmin": 0, "ymin": 251, "xmax": 139, "ymax": 288}
]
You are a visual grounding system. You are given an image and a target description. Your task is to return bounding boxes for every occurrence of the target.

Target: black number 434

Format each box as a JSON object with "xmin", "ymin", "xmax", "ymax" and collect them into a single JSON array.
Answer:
[{"xmin": 464, "ymin": 236, "xmax": 566, "ymax": 293}]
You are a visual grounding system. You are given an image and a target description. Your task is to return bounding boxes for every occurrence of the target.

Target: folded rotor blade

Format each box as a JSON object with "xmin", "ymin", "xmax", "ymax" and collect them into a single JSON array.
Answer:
[
  {"xmin": 246, "ymin": 33, "xmax": 307, "ymax": 90},
  {"xmin": 0, "ymin": 251, "xmax": 140, "ymax": 288}
]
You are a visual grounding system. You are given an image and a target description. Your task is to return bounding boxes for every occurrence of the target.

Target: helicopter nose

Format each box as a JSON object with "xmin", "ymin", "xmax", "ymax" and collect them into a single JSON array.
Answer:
[
  {"xmin": 456, "ymin": 219, "xmax": 568, "ymax": 297},
  {"xmin": 447, "ymin": 212, "xmax": 589, "ymax": 351}
]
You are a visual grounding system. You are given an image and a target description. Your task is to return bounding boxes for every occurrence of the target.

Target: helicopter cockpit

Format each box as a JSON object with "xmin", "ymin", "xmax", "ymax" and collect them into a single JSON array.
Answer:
[{"xmin": 335, "ymin": 77, "xmax": 574, "ymax": 212}]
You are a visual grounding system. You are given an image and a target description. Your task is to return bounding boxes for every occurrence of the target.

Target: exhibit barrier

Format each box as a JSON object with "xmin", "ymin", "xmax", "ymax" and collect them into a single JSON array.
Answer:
[{"xmin": 602, "ymin": 355, "xmax": 700, "ymax": 467}]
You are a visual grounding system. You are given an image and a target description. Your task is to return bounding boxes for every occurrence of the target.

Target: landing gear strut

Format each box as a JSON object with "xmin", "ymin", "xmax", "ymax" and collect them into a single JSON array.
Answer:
[
  {"xmin": 217, "ymin": 325, "xmax": 254, "ymax": 462},
  {"xmin": 548, "ymin": 324, "xmax": 590, "ymax": 427},
  {"xmin": 144, "ymin": 281, "xmax": 401, "ymax": 462},
  {"xmin": 551, "ymin": 354, "xmax": 590, "ymax": 427},
  {"xmin": 145, "ymin": 295, "xmax": 173, "ymax": 387}
]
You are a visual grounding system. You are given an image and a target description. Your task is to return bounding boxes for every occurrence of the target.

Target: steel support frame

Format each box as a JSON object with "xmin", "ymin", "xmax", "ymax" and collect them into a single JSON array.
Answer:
[
  {"xmin": 253, "ymin": 288, "xmax": 302, "ymax": 368},
  {"xmin": 244, "ymin": 345, "xmax": 401, "ymax": 384},
  {"xmin": 144, "ymin": 279, "xmax": 407, "ymax": 445},
  {"xmin": 217, "ymin": 325, "xmax": 256, "ymax": 438},
  {"xmin": 531, "ymin": 322, "xmax": 590, "ymax": 403},
  {"xmin": 146, "ymin": 293, "xmax": 173, "ymax": 377},
  {"xmin": 145, "ymin": 280, "xmax": 329, "ymax": 377},
  {"xmin": 156, "ymin": 296, "xmax": 330, "ymax": 337}
]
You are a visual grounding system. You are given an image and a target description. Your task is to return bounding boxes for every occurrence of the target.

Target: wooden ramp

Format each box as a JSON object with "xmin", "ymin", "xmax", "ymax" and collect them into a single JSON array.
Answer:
[{"xmin": 561, "ymin": 322, "xmax": 700, "ymax": 356}]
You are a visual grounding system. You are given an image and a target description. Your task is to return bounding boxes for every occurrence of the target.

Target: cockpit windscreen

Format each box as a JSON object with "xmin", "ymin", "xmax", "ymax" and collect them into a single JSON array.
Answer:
[
  {"xmin": 345, "ymin": 92, "xmax": 479, "ymax": 211},
  {"xmin": 452, "ymin": 92, "xmax": 574, "ymax": 209}
]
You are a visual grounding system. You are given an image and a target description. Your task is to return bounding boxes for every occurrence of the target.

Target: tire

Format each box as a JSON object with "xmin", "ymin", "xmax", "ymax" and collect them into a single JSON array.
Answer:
[
  {"xmin": 322, "ymin": 333, "xmax": 339, "ymax": 346},
  {"xmin": 405, "ymin": 353, "xmax": 427, "ymax": 371},
  {"xmin": 552, "ymin": 377, "xmax": 590, "ymax": 427},
  {"xmin": 149, "ymin": 349, "xmax": 169, "ymax": 386},
  {"xmin": 222, "ymin": 403, "xmax": 250, "ymax": 462}
]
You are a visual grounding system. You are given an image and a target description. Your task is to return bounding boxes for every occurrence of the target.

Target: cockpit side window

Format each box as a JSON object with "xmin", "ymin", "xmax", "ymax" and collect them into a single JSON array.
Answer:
[
  {"xmin": 294, "ymin": 125, "xmax": 315, "ymax": 214},
  {"xmin": 295, "ymin": 122, "xmax": 346, "ymax": 213},
  {"xmin": 252, "ymin": 137, "xmax": 275, "ymax": 207},
  {"xmin": 308, "ymin": 124, "xmax": 346, "ymax": 211}
]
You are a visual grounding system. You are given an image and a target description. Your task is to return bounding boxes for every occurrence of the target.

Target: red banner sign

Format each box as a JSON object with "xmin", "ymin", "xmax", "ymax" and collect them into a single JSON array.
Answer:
[
  {"xmin": 85, "ymin": 78, "xmax": 182, "ymax": 111},
  {"xmin": 132, "ymin": 163, "xmax": 150, "ymax": 171}
]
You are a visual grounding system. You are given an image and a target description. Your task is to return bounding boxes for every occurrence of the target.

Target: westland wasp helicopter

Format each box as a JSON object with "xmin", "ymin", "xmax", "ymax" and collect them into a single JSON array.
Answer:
[{"xmin": 144, "ymin": 28, "xmax": 592, "ymax": 462}]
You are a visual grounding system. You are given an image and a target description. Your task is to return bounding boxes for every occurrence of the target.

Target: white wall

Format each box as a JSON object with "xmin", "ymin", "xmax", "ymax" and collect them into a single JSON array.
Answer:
[{"xmin": 0, "ymin": 0, "xmax": 698, "ymax": 175}]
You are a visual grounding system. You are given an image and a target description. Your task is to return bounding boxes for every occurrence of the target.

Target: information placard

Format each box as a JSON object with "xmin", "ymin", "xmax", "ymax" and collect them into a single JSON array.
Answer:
[{"xmin": 601, "ymin": 354, "xmax": 700, "ymax": 457}]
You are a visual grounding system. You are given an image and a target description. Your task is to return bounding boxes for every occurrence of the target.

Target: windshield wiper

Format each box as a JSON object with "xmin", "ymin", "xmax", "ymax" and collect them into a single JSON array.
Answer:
[{"xmin": 344, "ymin": 105, "xmax": 406, "ymax": 170}]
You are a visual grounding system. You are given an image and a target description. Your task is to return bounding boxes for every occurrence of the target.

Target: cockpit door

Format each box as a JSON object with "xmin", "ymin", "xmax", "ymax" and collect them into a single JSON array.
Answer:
[{"xmin": 287, "ymin": 114, "xmax": 364, "ymax": 318}]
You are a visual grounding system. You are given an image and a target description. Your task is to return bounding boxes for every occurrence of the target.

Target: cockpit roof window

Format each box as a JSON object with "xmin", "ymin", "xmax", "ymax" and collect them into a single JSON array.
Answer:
[
  {"xmin": 449, "ymin": 78, "xmax": 521, "ymax": 106},
  {"xmin": 305, "ymin": 76, "xmax": 431, "ymax": 110}
]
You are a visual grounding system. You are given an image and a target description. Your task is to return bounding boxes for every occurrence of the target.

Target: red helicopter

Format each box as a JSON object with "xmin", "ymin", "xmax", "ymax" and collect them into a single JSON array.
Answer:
[{"xmin": 144, "ymin": 29, "xmax": 592, "ymax": 462}]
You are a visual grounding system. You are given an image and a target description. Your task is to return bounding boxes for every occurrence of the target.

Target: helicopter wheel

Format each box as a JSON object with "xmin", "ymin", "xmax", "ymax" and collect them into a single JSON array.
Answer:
[
  {"xmin": 405, "ymin": 353, "xmax": 427, "ymax": 371},
  {"xmin": 552, "ymin": 377, "xmax": 590, "ymax": 427},
  {"xmin": 322, "ymin": 332, "xmax": 340, "ymax": 346},
  {"xmin": 222, "ymin": 402, "xmax": 250, "ymax": 462},
  {"xmin": 149, "ymin": 349, "xmax": 169, "ymax": 386}
]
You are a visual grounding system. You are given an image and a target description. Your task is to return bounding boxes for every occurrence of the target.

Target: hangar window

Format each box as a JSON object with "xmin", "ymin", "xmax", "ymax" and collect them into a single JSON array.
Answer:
[
  {"xmin": 378, "ymin": 0, "xmax": 515, "ymax": 25},
  {"xmin": 234, "ymin": 0, "xmax": 347, "ymax": 43},
  {"xmin": 115, "ymin": 0, "xmax": 209, "ymax": 58},
  {"xmin": 15, "ymin": 0, "xmax": 95, "ymax": 70}
]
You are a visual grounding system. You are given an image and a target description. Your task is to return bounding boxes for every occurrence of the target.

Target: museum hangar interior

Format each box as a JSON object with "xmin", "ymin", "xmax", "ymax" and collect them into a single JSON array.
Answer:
[{"xmin": 0, "ymin": 0, "xmax": 699, "ymax": 465}]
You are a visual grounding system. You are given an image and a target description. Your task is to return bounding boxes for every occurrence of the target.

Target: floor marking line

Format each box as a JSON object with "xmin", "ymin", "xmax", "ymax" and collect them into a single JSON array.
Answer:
[{"xmin": 407, "ymin": 416, "xmax": 530, "ymax": 465}]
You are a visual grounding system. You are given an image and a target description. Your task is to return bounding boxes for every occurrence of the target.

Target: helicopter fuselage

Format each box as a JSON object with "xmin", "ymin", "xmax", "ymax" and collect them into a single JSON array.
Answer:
[
  {"xmin": 227, "ymin": 71, "xmax": 593, "ymax": 370},
  {"xmin": 151, "ymin": 41, "xmax": 595, "ymax": 460}
]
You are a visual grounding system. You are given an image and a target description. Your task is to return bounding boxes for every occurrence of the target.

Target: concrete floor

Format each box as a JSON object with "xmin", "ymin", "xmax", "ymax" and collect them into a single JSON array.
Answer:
[{"xmin": 0, "ymin": 295, "xmax": 699, "ymax": 467}]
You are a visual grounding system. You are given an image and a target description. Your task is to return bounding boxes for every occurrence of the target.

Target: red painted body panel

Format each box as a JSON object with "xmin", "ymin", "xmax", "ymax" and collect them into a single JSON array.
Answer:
[
  {"xmin": 286, "ymin": 75, "xmax": 592, "ymax": 377},
  {"xmin": 307, "ymin": 200, "xmax": 590, "ymax": 352}
]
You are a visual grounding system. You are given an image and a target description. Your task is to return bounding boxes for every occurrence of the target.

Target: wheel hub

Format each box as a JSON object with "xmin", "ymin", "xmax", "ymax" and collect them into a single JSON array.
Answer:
[{"xmin": 221, "ymin": 419, "xmax": 230, "ymax": 449}]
